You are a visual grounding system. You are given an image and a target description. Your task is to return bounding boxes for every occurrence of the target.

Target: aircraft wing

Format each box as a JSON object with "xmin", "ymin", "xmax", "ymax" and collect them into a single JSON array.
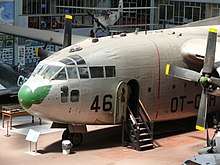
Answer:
[
  {"xmin": 0, "ymin": 23, "xmax": 87, "ymax": 46},
  {"xmin": 181, "ymin": 38, "xmax": 220, "ymax": 65},
  {"xmin": 0, "ymin": 89, "xmax": 15, "ymax": 96},
  {"xmin": 55, "ymin": 5, "xmax": 156, "ymax": 10}
]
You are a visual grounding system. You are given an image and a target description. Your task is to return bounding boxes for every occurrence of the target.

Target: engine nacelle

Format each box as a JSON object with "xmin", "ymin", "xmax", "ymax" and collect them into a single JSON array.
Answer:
[
  {"xmin": 209, "ymin": 87, "xmax": 220, "ymax": 96},
  {"xmin": 208, "ymin": 66, "xmax": 220, "ymax": 96}
]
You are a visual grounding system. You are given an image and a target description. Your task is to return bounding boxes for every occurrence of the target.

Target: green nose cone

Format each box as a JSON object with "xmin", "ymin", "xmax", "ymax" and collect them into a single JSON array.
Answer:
[{"xmin": 18, "ymin": 85, "xmax": 52, "ymax": 109}]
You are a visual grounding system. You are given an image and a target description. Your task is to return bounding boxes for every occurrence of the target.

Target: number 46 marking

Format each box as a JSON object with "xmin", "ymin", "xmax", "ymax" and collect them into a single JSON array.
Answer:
[{"xmin": 90, "ymin": 95, "xmax": 112, "ymax": 112}]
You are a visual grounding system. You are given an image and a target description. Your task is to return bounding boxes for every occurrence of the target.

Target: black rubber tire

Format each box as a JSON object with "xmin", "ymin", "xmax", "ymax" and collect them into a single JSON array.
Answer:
[{"xmin": 68, "ymin": 133, "xmax": 83, "ymax": 147}]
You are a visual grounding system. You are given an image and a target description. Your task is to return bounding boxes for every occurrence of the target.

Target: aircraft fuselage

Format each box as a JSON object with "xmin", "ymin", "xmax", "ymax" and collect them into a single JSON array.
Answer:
[{"xmin": 18, "ymin": 26, "xmax": 220, "ymax": 125}]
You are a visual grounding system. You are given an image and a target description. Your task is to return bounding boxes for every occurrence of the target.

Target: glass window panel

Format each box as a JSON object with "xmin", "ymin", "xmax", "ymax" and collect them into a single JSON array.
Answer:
[
  {"xmin": 185, "ymin": 7, "xmax": 192, "ymax": 22},
  {"xmin": 105, "ymin": 66, "xmax": 116, "ymax": 77},
  {"xmin": 41, "ymin": 65, "xmax": 62, "ymax": 80},
  {"xmin": 159, "ymin": 5, "xmax": 166, "ymax": 20},
  {"xmin": 167, "ymin": 5, "xmax": 174, "ymax": 20},
  {"xmin": 69, "ymin": 55, "xmax": 86, "ymax": 65},
  {"xmin": 70, "ymin": 90, "xmax": 79, "ymax": 102},
  {"xmin": 90, "ymin": 67, "xmax": 104, "ymax": 78},
  {"xmin": 32, "ymin": 63, "xmax": 45, "ymax": 76},
  {"xmin": 212, "ymin": 9, "xmax": 220, "ymax": 17},
  {"xmin": 193, "ymin": 7, "xmax": 200, "ymax": 21},
  {"xmin": 78, "ymin": 67, "xmax": 89, "ymax": 79},
  {"xmin": 61, "ymin": 86, "xmax": 68, "ymax": 103},
  {"xmin": 53, "ymin": 68, "xmax": 67, "ymax": 80},
  {"xmin": 180, "ymin": 2, "xmax": 184, "ymax": 17},
  {"xmin": 174, "ymin": 2, "xmax": 179, "ymax": 17},
  {"xmin": 67, "ymin": 67, "xmax": 78, "ymax": 79},
  {"xmin": 60, "ymin": 58, "xmax": 75, "ymax": 65}
]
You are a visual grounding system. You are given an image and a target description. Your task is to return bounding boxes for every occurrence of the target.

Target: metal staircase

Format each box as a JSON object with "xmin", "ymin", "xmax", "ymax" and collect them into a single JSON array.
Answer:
[{"xmin": 122, "ymin": 99, "xmax": 154, "ymax": 151}]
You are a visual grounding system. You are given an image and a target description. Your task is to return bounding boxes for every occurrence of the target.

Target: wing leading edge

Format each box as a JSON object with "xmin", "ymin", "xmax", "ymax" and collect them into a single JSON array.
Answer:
[{"xmin": 0, "ymin": 23, "xmax": 87, "ymax": 46}]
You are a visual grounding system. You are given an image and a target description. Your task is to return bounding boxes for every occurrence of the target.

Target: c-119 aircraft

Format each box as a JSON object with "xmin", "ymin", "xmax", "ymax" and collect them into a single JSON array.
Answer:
[{"xmin": 5, "ymin": 16, "xmax": 220, "ymax": 147}]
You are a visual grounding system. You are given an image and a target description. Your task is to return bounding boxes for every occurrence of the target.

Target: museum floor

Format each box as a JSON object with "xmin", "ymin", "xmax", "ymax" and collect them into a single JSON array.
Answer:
[{"xmin": 0, "ymin": 115, "xmax": 211, "ymax": 165}]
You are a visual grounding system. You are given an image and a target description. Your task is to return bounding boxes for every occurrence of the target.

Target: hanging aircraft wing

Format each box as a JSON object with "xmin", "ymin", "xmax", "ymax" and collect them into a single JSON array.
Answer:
[
  {"xmin": 0, "ymin": 89, "xmax": 13, "ymax": 96},
  {"xmin": 0, "ymin": 87, "xmax": 19, "ymax": 95},
  {"xmin": 54, "ymin": 6, "xmax": 156, "ymax": 10},
  {"xmin": 0, "ymin": 23, "xmax": 88, "ymax": 46}
]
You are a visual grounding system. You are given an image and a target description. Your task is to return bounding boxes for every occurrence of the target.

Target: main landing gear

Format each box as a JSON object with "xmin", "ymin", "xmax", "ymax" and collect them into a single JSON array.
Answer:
[{"xmin": 62, "ymin": 129, "xmax": 83, "ymax": 147}]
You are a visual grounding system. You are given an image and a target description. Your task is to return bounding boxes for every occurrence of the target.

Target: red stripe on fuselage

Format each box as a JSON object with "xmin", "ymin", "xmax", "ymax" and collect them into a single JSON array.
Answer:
[{"xmin": 148, "ymin": 38, "xmax": 161, "ymax": 119}]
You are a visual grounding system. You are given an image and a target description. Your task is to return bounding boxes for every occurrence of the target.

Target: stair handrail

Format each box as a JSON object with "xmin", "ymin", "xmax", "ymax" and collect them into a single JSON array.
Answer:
[
  {"xmin": 138, "ymin": 99, "xmax": 152, "ymax": 123},
  {"xmin": 127, "ymin": 106, "xmax": 138, "ymax": 125},
  {"xmin": 138, "ymin": 99, "xmax": 154, "ymax": 142}
]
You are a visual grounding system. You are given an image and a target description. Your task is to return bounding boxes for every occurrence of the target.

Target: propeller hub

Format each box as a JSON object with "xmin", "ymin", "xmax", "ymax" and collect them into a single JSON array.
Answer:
[{"xmin": 199, "ymin": 76, "xmax": 211, "ymax": 88}]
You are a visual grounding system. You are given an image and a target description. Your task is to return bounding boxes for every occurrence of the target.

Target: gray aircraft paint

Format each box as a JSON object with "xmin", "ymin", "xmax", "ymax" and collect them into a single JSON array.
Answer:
[{"xmin": 18, "ymin": 26, "xmax": 220, "ymax": 125}]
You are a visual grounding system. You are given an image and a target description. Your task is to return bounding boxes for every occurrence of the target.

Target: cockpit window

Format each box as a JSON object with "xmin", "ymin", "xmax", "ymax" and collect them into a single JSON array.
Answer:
[
  {"xmin": 78, "ymin": 67, "xmax": 89, "ymax": 79},
  {"xmin": 41, "ymin": 65, "xmax": 62, "ymax": 80},
  {"xmin": 90, "ymin": 67, "xmax": 104, "ymax": 78},
  {"xmin": 32, "ymin": 64, "xmax": 47, "ymax": 76},
  {"xmin": 69, "ymin": 55, "xmax": 86, "ymax": 65},
  {"xmin": 67, "ymin": 67, "xmax": 78, "ymax": 79},
  {"xmin": 105, "ymin": 66, "xmax": 116, "ymax": 77},
  {"xmin": 53, "ymin": 68, "xmax": 67, "ymax": 80},
  {"xmin": 60, "ymin": 58, "xmax": 75, "ymax": 65}
]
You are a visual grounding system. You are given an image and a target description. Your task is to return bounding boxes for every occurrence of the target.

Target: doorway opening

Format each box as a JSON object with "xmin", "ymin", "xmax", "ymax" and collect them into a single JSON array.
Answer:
[{"xmin": 127, "ymin": 79, "xmax": 140, "ymax": 117}]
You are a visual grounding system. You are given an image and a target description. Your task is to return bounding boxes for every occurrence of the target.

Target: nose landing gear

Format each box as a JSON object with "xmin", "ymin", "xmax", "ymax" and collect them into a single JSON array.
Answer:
[{"xmin": 62, "ymin": 129, "xmax": 83, "ymax": 147}]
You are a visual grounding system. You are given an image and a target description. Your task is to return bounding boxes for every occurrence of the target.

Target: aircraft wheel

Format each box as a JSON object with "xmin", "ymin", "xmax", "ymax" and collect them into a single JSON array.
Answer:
[
  {"xmin": 68, "ymin": 133, "xmax": 83, "ymax": 147},
  {"xmin": 62, "ymin": 129, "xmax": 83, "ymax": 146}
]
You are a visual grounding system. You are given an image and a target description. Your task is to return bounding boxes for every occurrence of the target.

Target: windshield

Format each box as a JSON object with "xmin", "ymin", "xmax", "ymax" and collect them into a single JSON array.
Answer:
[
  {"xmin": 53, "ymin": 68, "xmax": 67, "ymax": 80},
  {"xmin": 40, "ymin": 65, "xmax": 63, "ymax": 80},
  {"xmin": 32, "ymin": 64, "xmax": 48, "ymax": 76}
]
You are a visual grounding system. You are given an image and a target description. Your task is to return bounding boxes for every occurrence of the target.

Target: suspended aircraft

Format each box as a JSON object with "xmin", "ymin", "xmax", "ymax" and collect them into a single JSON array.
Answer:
[
  {"xmin": 57, "ymin": 0, "xmax": 156, "ymax": 37},
  {"xmin": 87, "ymin": 0, "xmax": 124, "ymax": 36},
  {"xmin": 0, "ymin": 60, "xmax": 30, "ymax": 105},
  {"xmin": 12, "ymin": 14, "xmax": 220, "ymax": 148}
]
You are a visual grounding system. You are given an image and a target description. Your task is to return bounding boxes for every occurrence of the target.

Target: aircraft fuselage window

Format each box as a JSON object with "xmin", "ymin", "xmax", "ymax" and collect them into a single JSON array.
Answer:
[
  {"xmin": 70, "ymin": 90, "xmax": 80, "ymax": 102},
  {"xmin": 61, "ymin": 86, "xmax": 68, "ymax": 103},
  {"xmin": 67, "ymin": 67, "xmax": 78, "ymax": 79},
  {"xmin": 90, "ymin": 67, "xmax": 104, "ymax": 78},
  {"xmin": 53, "ymin": 68, "xmax": 67, "ymax": 80},
  {"xmin": 78, "ymin": 67, "xmax": 89, "ymax": 79},
  {"xmin": 105, "ymin": 66, "xmax": 116, "ymax": 77},
  {"xmin": 41, "ymin": 65, "xmax": 62, "ymax": 80}
]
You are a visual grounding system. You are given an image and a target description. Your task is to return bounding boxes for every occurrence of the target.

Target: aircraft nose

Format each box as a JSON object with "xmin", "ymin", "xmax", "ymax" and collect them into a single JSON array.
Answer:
[
  {"xmin": 18, "ymin": 85, "xmax": 33, "ymax": 109},
  {"xmin": 18, "ymin": 85, "xmax": 52, "ymax": 109}
]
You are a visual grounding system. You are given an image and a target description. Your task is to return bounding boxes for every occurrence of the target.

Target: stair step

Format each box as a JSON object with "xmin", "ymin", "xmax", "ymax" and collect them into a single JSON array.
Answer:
[
  {"xmin": 130, "ymin": 133, "xmax": 150, "ymax": 139},
  {"xmin": 139, "ymin": 143, "xmax": 154, "ymax": 150},
  {"xmin": 135, "ymin": 138, "xmax": 152, "ymax": 143},
  {"xmin": 123, "ymin": 102, "xmax": 155, "ymax": 151},
  {"xmin": 140, "ymin": 133, "xmax": 149, "ymax": 136}
]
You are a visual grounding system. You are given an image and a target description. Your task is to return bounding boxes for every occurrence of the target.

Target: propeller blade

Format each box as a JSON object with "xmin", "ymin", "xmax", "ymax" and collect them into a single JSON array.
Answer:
[
  {"xmin": 203, "ymin": 28, "xmax": 217, "ymax": 74},
  {"xmin": 210, "ymin": 77, "xmax": 220, "ymax": 87},
  {"xmin": 36, "ymin": 48, "xmax": 54, "ymax": 61},
  {"xmin": 87, "ymin": 11, "xmax": 96, "ymax": 20},
  {"xmin": 63, "ymin": 15, "xmax": 72, "ymax": 48},
  {"xmin": 87, "ymin": 11, "xmax": 107, "ymax": 31},
  {"xmin": 165, "ymin": 64, "xmax": 201, "ymax": 82},
  {"xmin": 196, "ymin": 89, "xmax": 208, "ymax": 131}
]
